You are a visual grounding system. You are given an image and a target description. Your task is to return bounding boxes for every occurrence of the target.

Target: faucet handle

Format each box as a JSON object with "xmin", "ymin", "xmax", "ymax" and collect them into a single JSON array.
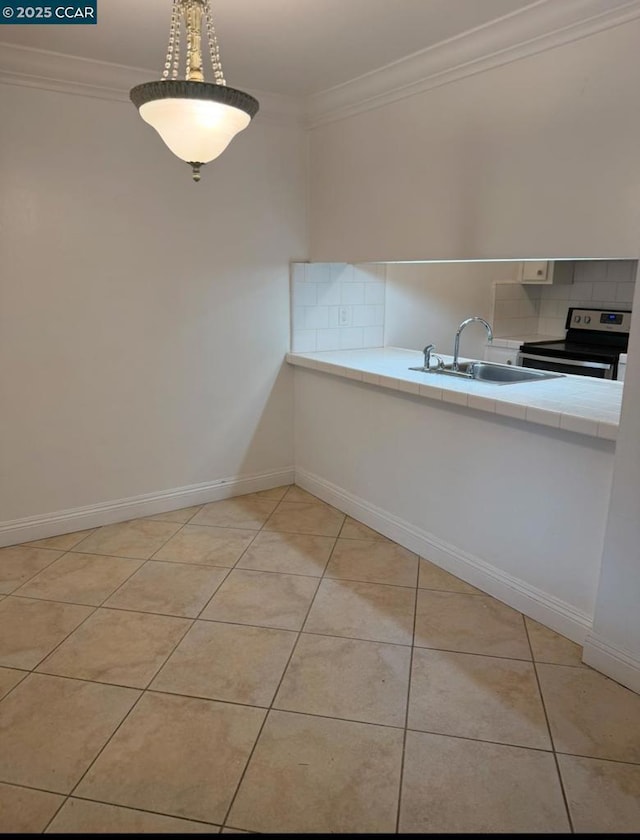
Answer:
[
  {"xmin": 423, "ymin": 344, "xmax": 435, "ymax": 368},
  {"xmin": 422, "ymin": 344, "xmax": 444, "ymax": 371}
]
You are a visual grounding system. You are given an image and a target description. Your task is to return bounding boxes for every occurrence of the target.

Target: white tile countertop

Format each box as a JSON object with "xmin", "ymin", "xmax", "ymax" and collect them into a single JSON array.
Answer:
[{"xmin": 287, "ymin": 347, "xmax": 622, "ymax": 441}]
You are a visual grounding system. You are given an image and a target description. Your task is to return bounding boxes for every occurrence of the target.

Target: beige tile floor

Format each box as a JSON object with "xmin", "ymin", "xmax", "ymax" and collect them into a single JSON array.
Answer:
[{"xmin": 1, "ymin": 485, "xmax": 639, "ymax": 833}]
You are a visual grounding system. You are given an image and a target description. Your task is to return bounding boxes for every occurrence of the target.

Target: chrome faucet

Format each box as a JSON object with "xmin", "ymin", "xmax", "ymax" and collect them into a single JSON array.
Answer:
[{"xmin": 452, "ymin": 316, "xmax": 493, "ymax": 371}]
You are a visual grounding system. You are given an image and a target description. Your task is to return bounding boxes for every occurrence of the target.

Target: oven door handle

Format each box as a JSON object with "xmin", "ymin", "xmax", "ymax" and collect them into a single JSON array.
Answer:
[{"xmin": 518, "ymin": 353, "xmax": 613, "ymax": 371}]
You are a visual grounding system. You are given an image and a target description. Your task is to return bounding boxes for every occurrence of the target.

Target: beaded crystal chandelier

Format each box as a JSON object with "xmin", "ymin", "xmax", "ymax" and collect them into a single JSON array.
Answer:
[{"xmin": 130, "ymin": 0, "xmax": 259, "ymax": 182}]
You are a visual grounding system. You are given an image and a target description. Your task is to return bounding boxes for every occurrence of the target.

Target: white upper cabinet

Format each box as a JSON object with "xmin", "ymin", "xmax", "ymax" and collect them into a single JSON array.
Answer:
[
  {"xmin": 518, "ymin": 260, "xmax": 552, "ymax": 283},
  {"xmin": 517, "ymin": 260, "xmax": 576, "ymax": 285}
]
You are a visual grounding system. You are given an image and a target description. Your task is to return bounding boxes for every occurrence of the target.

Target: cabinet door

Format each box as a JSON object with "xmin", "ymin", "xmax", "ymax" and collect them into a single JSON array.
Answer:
[
  {"xmin": 520, "ymin": 261, "xmax": 551, "ymax": 283},
  {"xmin": 484, "ymin": 346, "xmax": 519, "ymax": 365}
]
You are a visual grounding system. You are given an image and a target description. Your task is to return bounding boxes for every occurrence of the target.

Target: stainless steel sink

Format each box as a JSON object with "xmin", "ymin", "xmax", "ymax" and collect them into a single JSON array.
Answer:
[{"xmin": 436, "ymin": 361, "xmax": 564, "ymax": 384}]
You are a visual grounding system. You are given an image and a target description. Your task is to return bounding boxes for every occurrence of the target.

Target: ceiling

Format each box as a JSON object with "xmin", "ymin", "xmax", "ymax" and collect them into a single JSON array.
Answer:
[{"xmin": 0, "ymin": 0, "xmax": 537, "ymax": 97}]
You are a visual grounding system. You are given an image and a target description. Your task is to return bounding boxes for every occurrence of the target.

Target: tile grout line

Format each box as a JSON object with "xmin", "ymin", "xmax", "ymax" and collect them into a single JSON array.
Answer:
[
  {"xmin": 6, "ymin": 493, "xmax": 487, "ymax": 717},
  {"xmin": 316, "ymin": 572, "xmax": 480, "ymax": 592},
  {"xmin": 218, "ymin": 506, "xmax": 344, "ymax": 831},
  {"xmin": 188, "ymin": 486, "xmax": 342, "ymax": 623},
  {"xmin": 8, "ymin": 571, "xmax": 577, "ymax": 662},
  {"xmin": 45, "ymin": 606, "xmax": 201, "ymax": 833},
  {"xmin": 38, "ymin": 501, "xmax": 209, "ymax": 833},
  {"xmin": 7, "ymin": 723, "xmax": 639, "ymax": 811},
  {"xmin": 9, "ymin": 493, "xmax": 578, "ymax": 688},
  {"xmin": 40, "ymin": 636, "xmax": 143, "ymax": 834},
  {"xmin": 12, "ymin": 559, "xmax": 147, "ymax": 610},
  {"xmin": 0, "ymin": 591, "xmax": 586, "ymax": 694},
  {"xmin": 21, "ymin": 602, "xmax": 101, "ymax": 677},
  {"xmin": 65, "ymin": 499, "xmax": 228, "ymax": 563},
  {"xmin": 523, "ymin": 616, "xmax": 575, "ymax": 834},
  {"xmin": 46, "ymin": 791, "xmax": 223, "ymax": 832},
  {"xmin": 37, "ymin": 790, "xmax": 67, "ymax": 833},
  {"xmin": 0, "ymin": 669, "xmax": 30, "ymax": 705},
  {"xmin": 24, "ymin": 531, "xmax": 97, "ymax": 552},
  {"xmin": 395, "ymin": 566, "xmax": 420, "ymax": 834},
  {"xmin": 2, "ymin": 671, "xmax": 587, "ymax": 755},
  {"xmin": 7, "ymin": 671, "xmax": 551, "ymax": 757},
  {"xmin": 8, "ymin": 707, "xmax": 617, "ymax": 834},
  {"xmin": 0, "ymin": 590, "xmax": 100, "ymax": 707},
  {"xmin": 2, "ymin": 531, "xmax": 590, "ymax": 672},
  {"xmin": 218, "ymin": 502, "xmax": 344, "ymax": 830},
  {"xmin": 171, "ymin": 488, "xmax": 297, "ymax": 627},
  {"xmin": 41, "ymin": 617, "xmax": 197, "ymax": 832},
  {"xmin": 16, "ymin": 586, "xmax": 244, "ymax": 615},
  {"xmin": 150, "ymin": 496, "xmax": 266, "ymax": 567},
  {"xmin": 5, "ymin": 489, "xmax": 617, "ymax": 832},
  {"xmin": 189, "ymin": 498, "xmax": 279, "ymax": 619},
  {"xmin": 25, "ymin": 519, "xmax": 197, "ymax": 678},
  {"xmin": 89, "ymin": 484, "xmax": 292, "ymax": 832},
  {"xmin": 36, "ymin": 509, "xmax": 245, "ymax": 651},
  {"xmin": 62, "ymin": 494, "xmax": 279, "ymax": 640},
  {"xmin": 2, "ymin": 546, "xmax": 70, "ymax": 599}
]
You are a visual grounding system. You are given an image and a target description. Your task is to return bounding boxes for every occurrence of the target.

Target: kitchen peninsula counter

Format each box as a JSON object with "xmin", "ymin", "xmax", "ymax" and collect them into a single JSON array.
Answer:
[
  {"xmin": 287, "ymin": 346, "xmax": 622, "ymax": 441},
  {"xmin": 290, "ymin": 346, "xmax": 617, "ymax": 649}
]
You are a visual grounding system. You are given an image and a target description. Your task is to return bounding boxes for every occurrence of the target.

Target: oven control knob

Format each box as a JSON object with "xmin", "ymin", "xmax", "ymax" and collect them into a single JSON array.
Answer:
[
  {"xmin": 584, "ymin": 316, "xmax": 591, "ymax": 324},
  {"xmin": 574, "ymin": 315, "xmax": 582, "ymax": 323}
]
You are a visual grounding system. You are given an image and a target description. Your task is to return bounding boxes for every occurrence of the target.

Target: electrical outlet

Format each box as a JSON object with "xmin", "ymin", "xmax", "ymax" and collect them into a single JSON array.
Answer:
[{"xmin": 339, "ymin": 306, "xmax": 351, "ymax": 326}]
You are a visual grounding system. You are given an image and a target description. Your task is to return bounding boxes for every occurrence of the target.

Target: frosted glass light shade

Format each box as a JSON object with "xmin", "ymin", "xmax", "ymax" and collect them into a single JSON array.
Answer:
[
  {"xmin": 130, "ymin": 82, "xmax": 259, "ymax": 173},
  {"xmin": 139, "ymin": 98, "xmax": 251, "ymax": 163}
]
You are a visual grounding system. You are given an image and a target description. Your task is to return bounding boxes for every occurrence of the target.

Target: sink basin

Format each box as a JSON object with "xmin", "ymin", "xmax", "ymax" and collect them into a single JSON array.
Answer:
[{"xmin": 436, "ymin": 361, "xmax": 564, "ymax": 384}]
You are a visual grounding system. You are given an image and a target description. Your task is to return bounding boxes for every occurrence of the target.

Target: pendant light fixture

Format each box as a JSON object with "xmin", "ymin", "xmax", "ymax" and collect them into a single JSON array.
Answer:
[{"xmin": 130, "ymin": 0, "xmax": 259, "ymax": 182}]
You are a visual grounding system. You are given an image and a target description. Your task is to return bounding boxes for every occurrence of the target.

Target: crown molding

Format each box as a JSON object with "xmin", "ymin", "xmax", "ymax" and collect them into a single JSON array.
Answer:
[
  {"xmin": 0, "ymin": 41, "xmax": 305, "ymax": 126},
  {"xmin": 2, "ymin": 0, "xmax": 640, "ymax": 129},
  {"xmin": 307, "ymin": 0, "xmax": 640, "ymax": 127}
]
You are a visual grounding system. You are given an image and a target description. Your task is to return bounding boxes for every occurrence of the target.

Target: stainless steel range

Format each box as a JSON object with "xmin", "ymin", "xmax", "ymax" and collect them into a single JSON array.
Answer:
[{"xmin": 518, "ymin": 308, "xmax": 631, "ymax": 380}]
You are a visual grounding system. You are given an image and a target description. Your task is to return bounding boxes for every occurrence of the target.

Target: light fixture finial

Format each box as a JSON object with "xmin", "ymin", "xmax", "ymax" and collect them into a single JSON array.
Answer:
[{"xmin": 130, "ymin": 0, "xmax": 259, "ymax": 181}]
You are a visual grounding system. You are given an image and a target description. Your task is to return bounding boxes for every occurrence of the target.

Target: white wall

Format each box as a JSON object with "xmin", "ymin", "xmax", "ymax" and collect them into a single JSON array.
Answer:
[
  {"xmin": 585, "ymin": 275, "xmax": 640, "ymax": 692},
  {"xmin": 294, "ymin": 367, "xmax": 614, "ymax": 641},
  {"xmin": 384, "ymin": 262, "xmax": 519, "ymax": 356},
  {"xmin": 0, "ymin": 82, "xmax": 307, "ymax": 525},
  {"xmin": 309, "ymin": 19, "xmax": 640, "ymax": 262},
  {"xmin": 306, "ymin": 16, "xmax": 640, "ymax": 690}
]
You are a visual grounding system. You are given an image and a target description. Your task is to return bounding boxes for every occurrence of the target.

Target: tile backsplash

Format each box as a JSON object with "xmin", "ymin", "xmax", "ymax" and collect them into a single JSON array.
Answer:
[
  {"xmin": 492, "ymin": 283, "xmax": 543, "ymax": 339},
  {"xmin": 291, "ymin": 263, "xmax": 386, "ymax": 352},
  {"xmin": 493, "ymin": 260, "xmax": 636, "ymax": 338}
]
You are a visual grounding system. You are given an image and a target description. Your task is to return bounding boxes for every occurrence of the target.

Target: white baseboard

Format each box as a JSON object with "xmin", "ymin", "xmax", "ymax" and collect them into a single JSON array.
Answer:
[
  {"xmin": 0, "ymin": 467, "xmax": 294, "ymax": 548},
  {"xmin": 582, "ymin": 634, "xmax": 640, "ymax": 693},
  {"xmin": 295, "ymin": 467, "xmax": 592, "ymax": 646}
]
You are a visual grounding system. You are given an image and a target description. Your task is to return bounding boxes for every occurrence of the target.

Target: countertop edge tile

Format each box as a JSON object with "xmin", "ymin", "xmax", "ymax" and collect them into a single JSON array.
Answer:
[
  {"xmin": 441, "ymin": 389, "xmax": 468, "ymax": 407},
  {"xmin": 494, "ymin": 400, "xmax": 528, "ymax": 420},
  {"xmin": 525, "ymin": 406, "xmax": 562, "ymax": 428},
  {"xmin": 418, "ymin": 383, "xmax": 443, "ymax": 401},
  {"xmin": 597, "ymin": 420, "xmax": 618, "ymax": 441},
  {"xmin": 467, "ymin": 394, "xmax": 496, "ymax": 413},
  {"xmin": 559, "ymin": 413, "xmax": 600, "ymax": 437}
]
